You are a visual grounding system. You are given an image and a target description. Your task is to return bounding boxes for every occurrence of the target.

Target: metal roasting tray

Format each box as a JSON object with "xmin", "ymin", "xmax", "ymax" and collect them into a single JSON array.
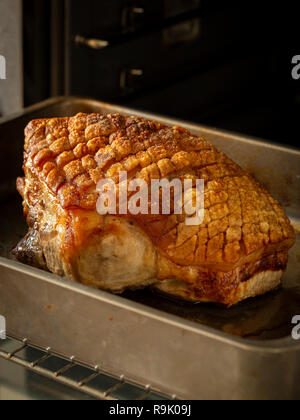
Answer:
[{"xmin": 0, "ymin": 97, "xmax": 299, "ymax": 400}]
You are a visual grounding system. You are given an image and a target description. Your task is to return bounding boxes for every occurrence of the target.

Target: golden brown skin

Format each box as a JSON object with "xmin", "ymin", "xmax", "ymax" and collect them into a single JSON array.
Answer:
[{"xmin": 16, "ymin": 113, "xmax": 296, "ymax": 306}]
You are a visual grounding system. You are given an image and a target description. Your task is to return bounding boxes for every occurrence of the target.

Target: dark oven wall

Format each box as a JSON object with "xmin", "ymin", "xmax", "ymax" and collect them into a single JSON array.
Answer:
[{"xmin": 23, "ymin": 0, "xmax": 300, "ymax": 148}]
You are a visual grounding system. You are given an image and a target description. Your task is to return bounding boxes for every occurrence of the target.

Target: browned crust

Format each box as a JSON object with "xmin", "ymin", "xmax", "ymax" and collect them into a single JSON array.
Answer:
[
  {"xmin": 155, "ymin": 249, "xmax": 288, "ymax": 304},
  {"xmin": 22, "ymin": 113, "xmax": 296, "ymax": 271},
  {"xmin": 154, "ymin": 269, "xmax": 284, "ymax": 307}
]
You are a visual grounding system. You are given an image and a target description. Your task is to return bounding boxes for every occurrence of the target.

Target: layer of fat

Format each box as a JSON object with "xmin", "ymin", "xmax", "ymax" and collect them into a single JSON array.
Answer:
[{"xmin": 154, "ymin": 270, "xmax": 283, "ymax": 306}]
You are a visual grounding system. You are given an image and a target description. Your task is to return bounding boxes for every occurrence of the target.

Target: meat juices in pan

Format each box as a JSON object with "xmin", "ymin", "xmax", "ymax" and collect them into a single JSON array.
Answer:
[{"xmin": 15, "ymin": 113, "xmax": 296, "ymax": 306}]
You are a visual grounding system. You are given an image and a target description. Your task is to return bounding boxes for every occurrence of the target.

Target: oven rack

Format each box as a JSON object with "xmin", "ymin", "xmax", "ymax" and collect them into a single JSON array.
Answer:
[{"xmin": 0, "ymin": 336, "xmax": 174, "ymax": 401}]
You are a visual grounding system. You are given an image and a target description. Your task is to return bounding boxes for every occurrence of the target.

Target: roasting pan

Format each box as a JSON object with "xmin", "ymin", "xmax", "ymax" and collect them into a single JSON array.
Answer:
[{"xmin": 0, "ymin": 97, "xmax": 299, "ymax": 400}]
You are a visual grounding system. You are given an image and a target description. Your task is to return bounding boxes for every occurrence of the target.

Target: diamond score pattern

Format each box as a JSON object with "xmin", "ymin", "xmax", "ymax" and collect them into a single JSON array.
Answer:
[{"xmin": 23, "ymin": 113, "xmax": 295, "ymax": 266}]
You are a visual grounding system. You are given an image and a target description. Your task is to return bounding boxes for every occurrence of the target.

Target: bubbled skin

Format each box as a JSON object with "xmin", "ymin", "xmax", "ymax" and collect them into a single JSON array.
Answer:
[
  {"xmin": 17, "ymin": 113, "xmax": 296, "ymax": 306},
  {"xmin": 23, "ymin": 113, "xmax": 295, "ymax": 267}
]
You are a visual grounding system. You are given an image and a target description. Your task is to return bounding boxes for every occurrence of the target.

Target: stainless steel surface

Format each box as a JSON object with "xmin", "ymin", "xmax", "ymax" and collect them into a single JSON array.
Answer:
[
  {"xmin": 0, "ymin": 337, "xmax": 168, "ymax": 400},
  {"xmin": 0, "ymin": 97, "xmax": 299, "ymax": 400}
]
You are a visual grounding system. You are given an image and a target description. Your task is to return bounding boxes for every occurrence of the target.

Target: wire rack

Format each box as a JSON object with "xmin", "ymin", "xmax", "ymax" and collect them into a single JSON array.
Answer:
[{"xmin": 0, "ymin": 336, "xmax": 174, "ymax": 400}]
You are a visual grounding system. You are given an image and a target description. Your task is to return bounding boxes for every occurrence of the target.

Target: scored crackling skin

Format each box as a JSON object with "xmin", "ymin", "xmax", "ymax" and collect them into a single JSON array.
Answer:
[{"xmin": 17, "ymin": 113, "xmax": 296, "ymax": 305}]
